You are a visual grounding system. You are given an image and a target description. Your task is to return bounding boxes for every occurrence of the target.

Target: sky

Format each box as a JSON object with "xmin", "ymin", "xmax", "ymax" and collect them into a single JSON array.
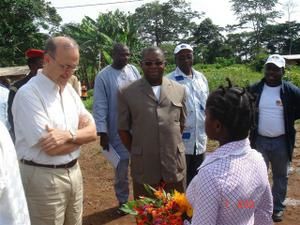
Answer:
[{"xmin": 49, "ymin": 0, "xmax": 300, "ymax": 27}]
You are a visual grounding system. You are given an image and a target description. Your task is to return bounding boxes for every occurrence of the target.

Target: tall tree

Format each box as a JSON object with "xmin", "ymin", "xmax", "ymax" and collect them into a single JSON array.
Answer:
[
  {"xmin": 230, "ymin": 0, "xmax": 281, "ymax": 56},
  {"xmin": 132, "ymin": 0, "xmax": 202, "ymax": 46},
  {"xmin": 61, "ymin": 10, "xmax": 142, "ymax": 88},
  {"xmin": 283, "ymin": 0, "xmax": 298, "ymax": 54},
  {"xmin": 192, "ymin": 18, "xmax": 227, "ymax": 63},
  {"xmin": 0, "ymin": 0, "xmax": 61, "ymax": 66},
  {"xmin": 261, "ymin": 22, "xmax": 300, "ymax": 54},
  {"xmin": 225, "ymin": 32, "xmax": 255, "ymax": 62}
]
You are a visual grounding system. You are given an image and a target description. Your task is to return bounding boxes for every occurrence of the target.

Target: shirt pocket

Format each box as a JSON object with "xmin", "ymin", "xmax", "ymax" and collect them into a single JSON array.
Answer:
[
  {"xmin": 176, "ymin": 142, "xmax": 186, "ymax": 172},
  {"xmin": 170, "ymin": 101, "xmax": 183, "ymax": 124},
  {"xmin": 130, "ymin": 146, "xmax": 143, "ymax": 175}
]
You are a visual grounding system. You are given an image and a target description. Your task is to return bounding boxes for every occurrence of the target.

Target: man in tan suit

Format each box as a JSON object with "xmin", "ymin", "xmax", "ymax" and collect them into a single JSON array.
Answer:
[{"xmin": 118, "ymin": 46, "xmax": 187, "ymax": 199}]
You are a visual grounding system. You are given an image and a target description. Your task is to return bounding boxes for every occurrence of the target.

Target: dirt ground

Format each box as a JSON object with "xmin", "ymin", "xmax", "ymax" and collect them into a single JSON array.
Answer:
[{"xmin": 80, "ymin": 127, "xmax": 300, "ymax": 225}]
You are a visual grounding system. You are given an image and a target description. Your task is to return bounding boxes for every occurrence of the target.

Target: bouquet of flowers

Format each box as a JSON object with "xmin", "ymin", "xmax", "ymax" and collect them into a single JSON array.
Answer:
[{"xmin": 121, "ymin": 184, "xmax": 193, "ymax": 225}]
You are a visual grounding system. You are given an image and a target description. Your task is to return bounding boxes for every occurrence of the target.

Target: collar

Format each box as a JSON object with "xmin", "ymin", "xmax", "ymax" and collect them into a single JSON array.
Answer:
[
  {"xmin": 199, "ymin": 138, "xmax": 251, "ymax": 170},
  {"xmin": 174, "ymin": 67, "xmax": 195, "ymax": 81},
  {"xmin": 37, "ymin": 71, "xmax": 60, "ymax": 93}
]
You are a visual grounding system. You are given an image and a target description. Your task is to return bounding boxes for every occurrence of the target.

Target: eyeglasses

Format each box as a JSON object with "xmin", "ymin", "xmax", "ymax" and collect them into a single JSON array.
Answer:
[
  {"xmin": 142, "ymin": 61, "xmax": 165, "ymax": 66},
  {"xmin": 49, "ymin": 54, "xmax": 79, "ymax": 72}
]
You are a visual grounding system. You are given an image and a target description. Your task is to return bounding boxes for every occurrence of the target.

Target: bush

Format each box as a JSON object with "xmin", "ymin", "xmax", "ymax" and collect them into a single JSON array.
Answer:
[
  {"xmin": 194, "ymin": 64, "xmax": 261, "ymax": 91},
  {"xmin": 215, "ymin": 57, "xmax": 235, "ymax": 67},
  {"xmin": 250, "ymin": 52, "xmax": 268, "ymax": 72},
  {"xmin": 87, "ymin": 89, "xmax": 93, "ymax": 97},
  {"xmin": 83, "ymin": 96, "xmax": 93, "ymax": 112},
  {"xmin": 284, "ymin": 65, "xmax": 300, "ymax": 87}
]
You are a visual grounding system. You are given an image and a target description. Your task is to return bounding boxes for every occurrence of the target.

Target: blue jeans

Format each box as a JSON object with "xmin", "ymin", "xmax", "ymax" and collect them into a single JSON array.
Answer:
[
  {"xmin": 256, "ymin": 135, "xmax": 289, "ymax": 212},
  {"xmin": 114, "ymin": 159, "xmax": 129, "ymax": 204}
]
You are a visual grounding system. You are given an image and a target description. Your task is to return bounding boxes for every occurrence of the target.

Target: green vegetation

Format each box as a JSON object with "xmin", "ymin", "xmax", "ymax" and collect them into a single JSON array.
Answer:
[
  {"xmin": 83, "ymin": 63, "xmax": 300, "ymax": 112},
  {"xmin": 194, "ymin": 64, "xmax": 261, "ymax": 91},
  {"xmin": 284, "ymin": 65, "xmax": 300, "ymax": 86}
]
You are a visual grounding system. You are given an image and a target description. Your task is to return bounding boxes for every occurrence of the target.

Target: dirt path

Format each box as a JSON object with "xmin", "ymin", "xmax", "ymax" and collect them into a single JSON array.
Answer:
[{"xmin": 80, "ymin": 129, "xmax": 300, "ymax": 225}]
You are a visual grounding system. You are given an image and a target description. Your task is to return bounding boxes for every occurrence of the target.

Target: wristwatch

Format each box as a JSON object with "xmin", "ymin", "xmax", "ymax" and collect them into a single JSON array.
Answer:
[{"xmin": 69, "ymin": 129, "xmax": 77, "ymax": 143}]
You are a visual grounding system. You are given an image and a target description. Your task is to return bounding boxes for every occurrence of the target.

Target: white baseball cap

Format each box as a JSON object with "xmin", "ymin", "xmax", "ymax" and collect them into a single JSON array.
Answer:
[
  {"xmin": 265, "ymin": 54, "xmax": 285, "ymax": 68},
  {"xmin": 174, "ymin": 43, "xmax": 193, "ymax": 54}
]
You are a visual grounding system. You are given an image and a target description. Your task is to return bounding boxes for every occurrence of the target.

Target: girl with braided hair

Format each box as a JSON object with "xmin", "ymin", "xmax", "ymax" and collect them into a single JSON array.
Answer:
[{"xmin": 186, "ymin": 79, "xmax": 273, "ymax": 225}]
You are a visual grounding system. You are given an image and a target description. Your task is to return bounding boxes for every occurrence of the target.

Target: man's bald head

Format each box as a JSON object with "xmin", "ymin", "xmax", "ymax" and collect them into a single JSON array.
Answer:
[
  {"xmin": 43, "ymin": 36, "xmax": 80, "ymax": 89},
  {"xmin": 45, "ymin": 36, "xmax": 79, "ymax": 57}
]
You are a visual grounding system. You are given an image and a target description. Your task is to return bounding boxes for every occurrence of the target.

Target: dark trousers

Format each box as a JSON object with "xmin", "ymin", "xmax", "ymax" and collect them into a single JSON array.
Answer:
[
  {"xmin": 186, "ymin": 150, "xmax": 205, "ymax": 186},
  {"xmin": 256, "ymin": 135, "xmax": 289, "ymax": 212}
]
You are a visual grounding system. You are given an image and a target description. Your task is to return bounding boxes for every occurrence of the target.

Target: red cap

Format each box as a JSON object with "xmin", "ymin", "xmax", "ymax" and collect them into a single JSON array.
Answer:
[{"xmin": 25, "ymin": 49, "xmax": 44, "ymax": 58}]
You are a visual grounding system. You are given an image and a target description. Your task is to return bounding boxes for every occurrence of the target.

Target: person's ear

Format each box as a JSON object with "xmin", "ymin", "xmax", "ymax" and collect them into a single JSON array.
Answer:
[
  {"xmin": 215, "ymin": 120, "xmax": 221, "ymax": 132},
  {"xmin": 44, "ymin": 54, "xmax": 50, "ymax": 64}
]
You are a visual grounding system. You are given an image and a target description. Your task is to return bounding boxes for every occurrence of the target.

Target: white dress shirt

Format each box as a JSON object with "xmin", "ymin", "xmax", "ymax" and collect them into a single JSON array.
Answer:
[
  {"xmin": 12, "ymin": 72, "xmax": 92, "ymax": 164},
  {"xmin": 0, "ymin": 121, "xmax": 30, "ymax": 225},
  {"xmin": 168, "ymin": 67, "xmax": 209, "ymax": 155}
]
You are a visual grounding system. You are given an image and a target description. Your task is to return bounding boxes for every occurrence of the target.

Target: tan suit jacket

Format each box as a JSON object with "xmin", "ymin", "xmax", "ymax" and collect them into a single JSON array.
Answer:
[{"xmin": 118, "ymin": 77, "xmax": 186, "ymax": 184}]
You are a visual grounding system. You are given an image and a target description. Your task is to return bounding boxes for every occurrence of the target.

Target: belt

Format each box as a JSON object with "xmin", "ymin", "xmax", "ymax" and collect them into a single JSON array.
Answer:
[
  {"xmin": 258, "ymin": 134, "xmax": 285, "ymax": 139},
  {"xmin": 20, "ymin": 159, "xmax": 77, "ymax": 169}
]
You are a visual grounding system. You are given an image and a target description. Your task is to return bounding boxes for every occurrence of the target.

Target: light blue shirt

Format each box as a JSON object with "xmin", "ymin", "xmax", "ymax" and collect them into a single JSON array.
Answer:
[
  {"xmin": 93, "ymin": 64, "xmax": 140, "ymax": 159},
  {"xmin": 168, "ymin": 67, "xmax": 209, "ymax": 155},
  {"xmin": 0, "ymin": 84, "xmax": 9, "ymax": 131}
]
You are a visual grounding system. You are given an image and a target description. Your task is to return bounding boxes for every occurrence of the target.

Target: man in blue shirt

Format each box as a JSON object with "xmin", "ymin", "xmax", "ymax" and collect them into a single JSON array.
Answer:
[
  {"xmin": 93, "ymin": 44, "xmax": 140, "ymax": 211},
  {"xmin": 168, "ymin": 43, "xmax": 209, "ymax": 185}
]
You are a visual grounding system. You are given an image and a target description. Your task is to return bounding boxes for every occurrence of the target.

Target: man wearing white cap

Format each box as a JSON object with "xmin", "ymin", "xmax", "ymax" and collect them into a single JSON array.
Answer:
[
  {"xmin": 249, "ymin": 54, "xmax": 300, "ymax": 222},
  {"xmin": 168, "ymin": 43, "xmax": 209, "ymax": 185}
]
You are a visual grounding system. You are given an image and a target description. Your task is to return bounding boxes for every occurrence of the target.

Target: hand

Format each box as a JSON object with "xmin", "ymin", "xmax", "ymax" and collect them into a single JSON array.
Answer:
[
  {"xmin": 78, "ymin": 114, "xmax": 90, "ymax": 129},
  {"xmin": 39, "ymin": 125, "xmax": 71, "ymax": 152},
  {"xmin": 99, "ymin": 132, "xmax": 109, "ymax": 150}
]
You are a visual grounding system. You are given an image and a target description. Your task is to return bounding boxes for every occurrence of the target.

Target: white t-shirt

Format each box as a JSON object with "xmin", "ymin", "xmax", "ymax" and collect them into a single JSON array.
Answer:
[
  {"xmin": 0, "ymin": 122, "xmax": 30, "ymax": 225},
  {"xmin": 152, "ymin": 85, "xmax": 161, "ymax": 101},
  {"xmin": 258, "ymin": 84, "xmax": 285, "ymax": 137},
  {"xmin": 12, "ymin": 72, "xmax": 93, "ymax": 164}
]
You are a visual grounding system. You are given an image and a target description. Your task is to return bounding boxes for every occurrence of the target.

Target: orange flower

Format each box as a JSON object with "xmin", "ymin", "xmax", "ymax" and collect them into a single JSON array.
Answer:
[{"xmin": 120, "ymin": 184, "xmax": 193, "ymax": 224}]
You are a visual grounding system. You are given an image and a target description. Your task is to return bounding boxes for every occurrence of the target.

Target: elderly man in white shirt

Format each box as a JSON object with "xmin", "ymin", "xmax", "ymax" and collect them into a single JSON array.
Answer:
[
  {"xmin": 0, "ymin": 121, "xmax": 30, "ymax": 225},
  {"xmin": 168, "ymin": 43, "xmax": 209, "ymax": 185},
  {"xmin": 12, "ymin": 36, "xmax": 97, "ymax": 225}
]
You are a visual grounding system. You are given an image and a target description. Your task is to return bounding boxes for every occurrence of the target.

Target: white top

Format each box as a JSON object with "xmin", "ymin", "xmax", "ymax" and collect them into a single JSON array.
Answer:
[
  {"xmin": 186, "ymin": 139, "xmax": 273, "ymax": 225},
  {"xmin": 12, "ymin": 72, "xmax": 93, "ymax": 164},
  {"xmin": 0, "ymin": 122, "xmax": 30, "ymax": 225},
  {"xmin": 151, "ymin": 85, "xmax": 161, "ymax": 100},
  {"xmin": 167, "ymin": 67, "xmax": 209, "ymax": 155},
  {"xmin": 258, "ymin": 84, "xmax": 285, "ymax": 137}
]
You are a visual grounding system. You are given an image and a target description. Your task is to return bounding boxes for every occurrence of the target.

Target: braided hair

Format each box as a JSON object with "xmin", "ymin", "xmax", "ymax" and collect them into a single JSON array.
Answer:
[{"xmin": 206, "ymin": 78, "xmax": 256, "ymax": 141}]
